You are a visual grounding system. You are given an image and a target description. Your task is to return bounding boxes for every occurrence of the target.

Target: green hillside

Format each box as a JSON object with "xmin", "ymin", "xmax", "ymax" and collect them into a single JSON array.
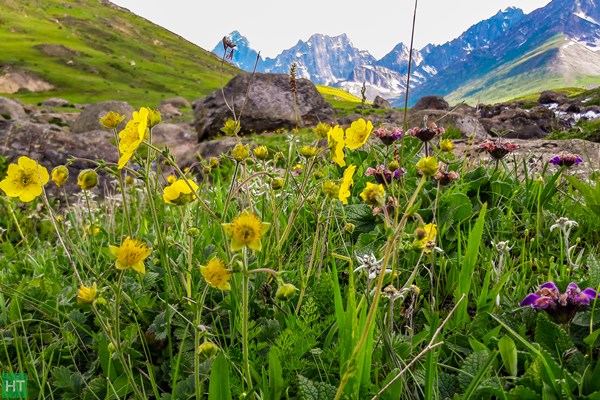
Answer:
[
  {"xmin": 446, "ymin": 35, "xmax": 600, "ymax": 105},
  {"xmin": 0, "ymin": 0, "xmax": 240, "ymax": 106}
]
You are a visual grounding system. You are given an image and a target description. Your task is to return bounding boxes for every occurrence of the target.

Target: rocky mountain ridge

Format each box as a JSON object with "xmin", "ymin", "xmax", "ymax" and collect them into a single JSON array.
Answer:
[{"xmin": 216, "ymin": 0, "xmax": 600, "ymax": 106}]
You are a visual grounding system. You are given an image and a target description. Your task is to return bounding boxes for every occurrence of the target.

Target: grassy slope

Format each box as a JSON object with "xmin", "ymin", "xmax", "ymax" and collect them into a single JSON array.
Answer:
[
  {"xmin": 445, "ymin": 35, "xmax": 598, "ymax": 105},
  {"xmin": 0, "ymin": 0, "xmax": 239, "ymax": 106}
]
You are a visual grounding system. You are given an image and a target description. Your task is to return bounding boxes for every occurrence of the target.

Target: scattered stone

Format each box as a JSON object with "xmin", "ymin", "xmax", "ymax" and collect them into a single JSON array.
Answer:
[
  {"xmin": 0, "ymin": 69, "xmax": 54, "ymax": 94},
  {"xmin": 372, "ymin": 95, "xmax": 392, "ymax": 109},
  {"xmin": 193, "ymin": 73, "xmax": 337, "ymax": 141},
  {"xmin": 407, "ymin": 110, "xmax": 489, "ymax": 140},
  {"xmin": 71, "ymin": 100, "xmax": 134, "ymax": 133},
  {"xmin": 40, "ymin": 97, "xmax": 70, "ymax": 108},
  {"xmin": 160, "ymin": 96, "xmax": 191, "ymax": 108},
  {"xmin": 157, "ymin": 103, "xmax": 183, "ymax": 120}
]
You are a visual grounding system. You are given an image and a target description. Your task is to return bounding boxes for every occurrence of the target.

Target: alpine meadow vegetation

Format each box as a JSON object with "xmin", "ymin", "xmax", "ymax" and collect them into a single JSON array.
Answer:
[{"xmin": 2, "ymin": 15, "xmax": 600, "ymax": 400}]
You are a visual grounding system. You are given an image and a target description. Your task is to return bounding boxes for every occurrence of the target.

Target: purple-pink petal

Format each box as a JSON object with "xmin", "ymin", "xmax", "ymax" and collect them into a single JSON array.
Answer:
[
  {"xmin": 540, "ymin": 282, "xmax": 559, "ymax": 291},
  {"xmin": 581, "ymin": 288, "xmax": 598, "ymax": 299},
  {"xmin": 520, "ymin": 293, "xmax": 541, "ymax": 307}
]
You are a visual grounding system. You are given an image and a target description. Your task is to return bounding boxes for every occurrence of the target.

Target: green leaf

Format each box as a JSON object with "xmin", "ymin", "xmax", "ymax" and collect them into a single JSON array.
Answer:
[
  {"xmin": 508, "ymin": 385, "xmax": 540, "ymax": 400},
  {"xmin": 268, "ymin": 348, "xmax": 284, "ymax": 400},
  {"xmin": 297, "ymin": 375, "xmax": 337, "ymax": 400},
  {"xmin": 208, "ymin": 352, "xmax": 232, "ymax": 400},
  {"xmin": 147, "ymin": 311, "xmax": 168, "ymax": 341},
  {"xmin": 439, "ymin": 192, "xmax": 473, "ymax": 226},
  {"xmin": 343, "ymin": 204, "xmax": 378, "ymax": 234},
  {"xmin": 457, "ymin": 350, "xmax": 492, "ymax": 391},
  {"xmin": 498, "ymin": 335, "xmax": 518, "ymax": 377},
  {"xmin": 534, "ymin": 312, "xmax": 574, "ymax": 358}
]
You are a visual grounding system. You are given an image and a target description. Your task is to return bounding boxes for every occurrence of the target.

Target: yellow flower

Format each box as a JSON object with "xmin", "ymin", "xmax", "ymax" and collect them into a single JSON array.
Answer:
[
  {"xmin": 163, "ymin": 178, "xmax": 199, "ymax": 205},
  {"xmin": 413, "ymin": 223, "xmax": 437, "ymax": 252},
  {"xmin": 77, "ymin": 169, "xmax": 98, "ymax": 190},
  {"xmin": 167, "ymin": 175, "xmax": 177, "ymax": 184},
  {"xmin": 232, "ymin": 143, "xmax": 250, "ymax": 162},
  {"xmin": 200, "ymin": 257, "xmax": 231, "ymax": 290},
  {"xmin": 99, "ymin": 111, "xmax": 125, "ymax": 129},
  {"xmin": 360, "ymin": 182, "xmax": 385, "ymax": 206},
  {"xmin": 0, "ymin": 156, "xmax": 49, "ymax": 202},
  {"xmin": 222, "ymin": 210, "xmax": 270, "ymax": 252},
  {"xmin": 220, "ymin": 118, "xmax": 241, "ymax": 136},
  {"xmin": 117, "ymin": 107, "xmax": 150, "ymax": 169},
  {"xmin": 253, "ymin": 146, "xmax": 269, "ymax": 160},
  {"xmin": 51, "ymin": 165, "xmax": 69, "ymax": 188},
  {"xmin": 345, "ymin": 118, "xmax": 373, "ymax": 150},
  {"xmin": 416, "ymin": 156, "xmax": 438, "ymax": 176},
  {"xmin": 315, "ymin": 122, "xmax": 331, "ymax": 139},
  {"xmin": 299, "ymin": 145, "xmax": 317, "ymax": 158},
  {"xmin": 109, "ymin": 237, "xmax": 152, "ymax": 274},
  {"xmin": 338, "ymin": 164, "xmax": 356, "ymax": 204},
  {"xmin": 440, "ymin": 139, "xmax": 454, "ymax": 152},
  {"xmin": 77, "ymin": 283, "xmax": 97, "ymax": 304},
  {"xmin": 327, "ymin": 125, "xmax": 346, "ymax": 167},
  {"xmin": 322, "ymin": 180, "xmax": 340, "ymax": 198}
]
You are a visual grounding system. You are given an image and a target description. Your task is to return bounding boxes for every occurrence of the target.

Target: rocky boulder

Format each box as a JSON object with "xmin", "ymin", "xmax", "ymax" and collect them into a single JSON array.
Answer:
[
  {"xmin": 538, "ymin": 90, "xmax": 568, "ymax": 105},
  {"xmin": 193, "ymin": 73, "xmax": 337, "ymax": 141},
  {"xmin": 40, "ymin": 97, "xmax": 71, "ymax": 108},
  {"xmin": 160, "ymin": 96, "xmax": 191, "ymax": 109},
  {"xmin": 71, "ymin": 100, "xmax": 134, "ymax": 133},
  {"xmin": 412, "ymin": 95, "xmax": 450, "ymax": 112},
  {"xmin": 372, "ymin": 95, "xmax": 392, "ymax": 109},
  {"xmin": 406, "ymin": 110, "xmax": 489, "ymax": 140},
  {"xmin": 0, "ymin": 97, "xmax": 27, "ymax": 120}
]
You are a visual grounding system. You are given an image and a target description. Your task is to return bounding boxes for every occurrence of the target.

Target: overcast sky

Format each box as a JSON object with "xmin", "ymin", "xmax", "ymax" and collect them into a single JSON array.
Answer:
[{"xmin": 111, "ymin": 0, "xmax": 551, "ymax": 59}]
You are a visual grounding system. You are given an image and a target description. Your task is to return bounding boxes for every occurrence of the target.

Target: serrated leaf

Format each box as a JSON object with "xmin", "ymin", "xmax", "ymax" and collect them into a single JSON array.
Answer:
[
  {"xmin": 343, "ymin": 204, "xmax": 377, "ymax": 234},
  {"xmin": 534, "ymin": 312, "xmax": 574, "ymax": 358},
  {"xmin": 457, "ymin": 351, "xmax": 491, "ymax": 391},
  {"xmin": 297, "ymin": 375, "xmax": 337, "ymax": 400},
  {"xmin": 439, "ymin": 192, "xmax": 473, "ymax": 226},
  {"xmin": 142, "ymin": 271, "xmax": 160, "ymax": 288},
  {"xmin": 147, "ymin": 311, "xmax": 168, "ymax": 341},
  {"xmin": 588, "ymin": 254, "xmax": 600, "ymax": 289},
  {"xmin": 438, "ymin": 371, "xmax": 459, "ymax": 400},
  {"xmin": 508, "ymin": 385, "xmax": 541, "ymax": 400}
]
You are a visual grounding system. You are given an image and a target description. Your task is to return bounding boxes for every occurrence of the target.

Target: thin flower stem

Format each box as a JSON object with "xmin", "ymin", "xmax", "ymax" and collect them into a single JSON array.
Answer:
[
  {"xmin": 241, "ymin": 247, "xmax": 254, "ymax": 394},
  {"xmin": 40, "ymin": 189, "xmax": 83, "ymax": 286},
  {"xmin": 4, "ymin": 198, "xmax": 26, "ymax": 245},
  {"xmin": 194, "ymin": 285, "xmax": 209, "ymax": 400},
  {"xmin": 112, "ymin": 127, "xmax": 134, "ymax": 237},
  {"xmin": 371, "ymin": 294, "xmax": 466, "ymax": 399},
  {"xmin": 334, "ymin": 175, "xmax": 427, "ymax": 400}
]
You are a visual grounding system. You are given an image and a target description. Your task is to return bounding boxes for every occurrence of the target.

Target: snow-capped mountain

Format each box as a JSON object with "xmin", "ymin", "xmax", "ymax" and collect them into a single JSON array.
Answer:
[
  {"xmin": 214, "ymin": 0, "xmax": 600, "ymax": 105},
  {"xmin": 210, "ymin": 31, "xmax": 262, "ymax": 72}
]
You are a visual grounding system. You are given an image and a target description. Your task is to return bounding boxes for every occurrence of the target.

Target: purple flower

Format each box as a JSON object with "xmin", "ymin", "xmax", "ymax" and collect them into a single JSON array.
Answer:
[
  {"xmin": 365, "ymin": 165, "xmax": 406, "ymax": 185},
  {"xmin": 373, "ymin": 127, "xmax": 403, "ymax": 146},
  {"xmin": 520, "ymin": 281, "xmax": 599, "ymax": 324},
  {"xmin": 549, "ymin": 153, "xmax": 583, "ymax": 167}
]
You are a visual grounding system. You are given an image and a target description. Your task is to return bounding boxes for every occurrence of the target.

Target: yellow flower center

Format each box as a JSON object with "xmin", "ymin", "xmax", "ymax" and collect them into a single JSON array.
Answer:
[{"xmin": 232, "ymin": 214, "xmax": 261, "ymax": 245}]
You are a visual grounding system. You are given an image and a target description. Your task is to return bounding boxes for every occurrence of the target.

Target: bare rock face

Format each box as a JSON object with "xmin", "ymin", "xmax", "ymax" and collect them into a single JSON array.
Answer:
[
  {"xmin": 538, "ymin": 90, "xmax": 568, "ymax": 104},
  {"xmin": 71, "ymin": 100, "xmax": 134, "ymax": 133},
  {"xmin": 193, "ymin": 73, "xmax": 337, "ymax": 141}
]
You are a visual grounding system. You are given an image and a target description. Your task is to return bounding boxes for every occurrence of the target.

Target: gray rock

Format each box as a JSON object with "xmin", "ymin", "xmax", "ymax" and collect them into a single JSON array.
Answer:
[
  {"xmin": 71, "ymin": 100, "xmax": 134, "ymax": 133},
  {"xmin": 372, "ymin": 95, "xmax": 392, "ymax": 109},
  {"xmin": 407, "ymin": 110, "xmax": 489, "ymax": 140},
  {"xmin": 160, "ymin": 96, "xmax": 191, "ymax": 108},
  {"xmin": 193, "ymin": 73, "xmax": 337, "ymax": 141},
  {"xmin": 0, "ymin": 97, "xmax": 27, "ymax": 120},
  {"xmin": 538, "ymin": 90, "xmax": 567, "ymax": 104},
  {"xmin": 157, "ymin": 103, "xmax": 183, "ymax": 120},
  {"xmin": 411, "ymin": 95, "xmax": 449, "ymax": 112},
  {"xmin": 40, "ymin": 98, "xmax": 70, "ymax": 108}
]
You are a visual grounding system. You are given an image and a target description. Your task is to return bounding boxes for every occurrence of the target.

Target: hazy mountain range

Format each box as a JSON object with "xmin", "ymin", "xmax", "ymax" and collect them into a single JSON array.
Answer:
[{"xmin": 213, "ymin": 0, "xmax": 600, "ymax": 106}]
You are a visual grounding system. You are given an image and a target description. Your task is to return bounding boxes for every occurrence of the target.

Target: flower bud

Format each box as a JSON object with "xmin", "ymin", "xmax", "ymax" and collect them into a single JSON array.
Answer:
[
  {"xmin": 197, "ymin": 341, "xmax": 219, "ymax": 360},
  {"xmin": 188, "ymin": 227, "xmax": 200, "ymax": 237},
  {"xmin": 51, "ymin": 165, "xmax": 69, "ymax": 188},
  {"xmin": 76, "ymin": 283, "xmax": 97, "ymax": 304},
  {"xmin": 209, "ymin": 157, "xmax": 220, "ymax": 168},
  {"xmin": 275, "ymin": 283, "xmax": 297, "ymax": 301},
  {"xmin": 300, "ymin": 145, "xmax": 317, "ymax": 157},
  {"xmin": 232, "ymin": 143, "xmax": 250, "ymax": 162},
  {"xmin": 439, "ymin": 139, "xmax": 454, "ymax": 152},
  {"xmin": 77, "ymin": 169, "xmax": 98, "ymax": 190},
  {"xmin": 107, "ymin": 342, "xmax": 116, "ymax": 353},
  {"xmin": 148, "ymin": 109, "xmax": 162, "ymax": 128},
  {"xmin": 344, "ymin": 223, "xmax": 355, "ymax": 234},
  {"xmin": 270, "ymin": 177, "xmax": 284, "ymax": 190},
  {"xmin": 416, "ymin": 156, "xmax": 438, "ymax": 176},
  {"xmin": 125, "ymin": 175, "xmax": 135, "ymax": 185},
  {"xmin": 388, "ymin": 160, "xmax": 400, "ymax": 171}
]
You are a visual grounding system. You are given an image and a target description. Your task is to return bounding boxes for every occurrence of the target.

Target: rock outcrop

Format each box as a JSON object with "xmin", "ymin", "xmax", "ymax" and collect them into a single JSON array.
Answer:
[{"xmin": 193, "ymin": 73, "xmax": 337, "ymax": 141}]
